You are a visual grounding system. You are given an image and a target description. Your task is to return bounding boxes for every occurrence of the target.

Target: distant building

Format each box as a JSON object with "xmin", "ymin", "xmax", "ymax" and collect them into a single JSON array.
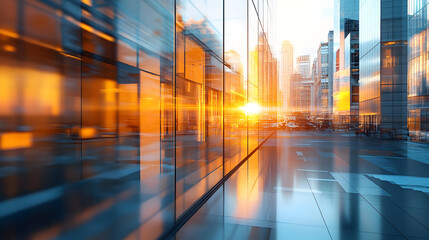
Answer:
[
  {"xmin": 280, "ymin": 41, "xmax": 295, "ymax": 115},
  {"xmin": 327, "ymin": 31, "xmax": 335, "ymax": 115},
  {"xmin": 311, "ymin": 58, "xmax": 319, "ymax": 116},
  {"xmin": 289, "ymin": 73, "xmax": 311, "ymax": 115},
  {"xmin": 297, "ymin": 55, "xmax": 311, "ymax": 79},
  {"xmin": 318, "ymin": 43, "xmax": 330, "ymax": 117},
  {"xmin": 295, "ymin": 55, "xmax": 312, "ymax": 115},
  {"xmin": 317, "ymin": 31, "xmax": 334, "ymax": 118}
]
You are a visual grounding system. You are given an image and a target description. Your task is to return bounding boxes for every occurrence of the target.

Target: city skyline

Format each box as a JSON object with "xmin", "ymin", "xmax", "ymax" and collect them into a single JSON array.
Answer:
[{"xmin": 1, "ymin": 0, "xmax": 429, "ymax": 239}]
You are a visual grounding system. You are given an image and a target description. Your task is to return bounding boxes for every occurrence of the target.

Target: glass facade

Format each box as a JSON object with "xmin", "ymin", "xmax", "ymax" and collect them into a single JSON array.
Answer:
[
  {"xmin": 333, "ymin": 28, "xmax": 359, "ymax": 127},
  {"xmin": 359, "ymin": 0, "xmax": 408, "ymax": 138},
  {"xmin": 0, "ymin": 0, "xmax": 277, "ymax": 238},
  {"xmin": 359, "ymin": 0, "xmax": 381, "ymax": 133},
  {"xmin": 333, "ymin": 44, "xmax": 351, "ymax": 127},
  {"xmin": 334, "ymin": 0, "xmax": 359, "ymax": 117},
  {"xmin": 408, "ymin": 0, "xmax": 429, "ymax": 141},
  {"xmin": 316, "ymin": 31, "xmax": 334, "ymax": 118},
  {"xmin": 318, "ymin": 42, "xmax": 330, "ymax": 116},
  {"xmin": 333, "ymin": 0, "xmax": 359, "ymax": 127},
  {"xmin": 334, "ymin": 0, "xmax": 359, "ymax": 70}
]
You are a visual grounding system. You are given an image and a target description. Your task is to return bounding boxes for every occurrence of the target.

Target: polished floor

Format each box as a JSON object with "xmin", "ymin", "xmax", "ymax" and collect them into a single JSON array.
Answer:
[{"xmin": 176, "ymin": 131, "xmax": 429, "ymax": 240}]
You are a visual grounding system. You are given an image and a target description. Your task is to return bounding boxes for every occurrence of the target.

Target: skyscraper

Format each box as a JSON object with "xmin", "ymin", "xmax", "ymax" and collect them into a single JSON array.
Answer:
[
  {"xmin": 333, "ymin": 0, "xmax": 359, "ymax": 127},
  {"xmin": 334, "ymin": 0, "xmax": 359, "ymax": 73},
  {"xmin": 294, "ymin": 55, "xmax": 312, "ymax": 115},
  {"xmin": 280, "ymin": 40, "xmax": 295, "ymax": 115},
  {"xmin": 318, "ymin": 43, "xmax": 330, "ymax": 116},
  {"xmin": 333, "ymin": 19, "xmax": 359, "ymax": 127},
  {"xmin": 328, "ymin": 31, "xmax": 335, "ymax": 115},
  {"xmin": 317, "ymin": 31, "xmax": 334, "ymax": 118},
  {"xmin": 408, "ymin": 0, "xmax": 429, "ymax": 141},
  {"xmin": 290, "ymin": 73, "xmax": 311, "ymax": 114},
  {"xmin": 311, "ymin": 58, "xmax": 319, "ymax": 115},
  {"xmin": 359, "ymin": 0, "xmax": 408, "ymax": 138},
  {"xmin": 297, "ymin": 55, "xmax": 311, "ymax": 79}
]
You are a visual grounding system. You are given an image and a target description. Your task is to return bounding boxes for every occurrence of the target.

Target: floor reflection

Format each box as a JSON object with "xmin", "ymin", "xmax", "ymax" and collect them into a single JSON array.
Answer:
[{"xmin": 176, "ymin": 131, "xmax": 429, "ymax": 240}]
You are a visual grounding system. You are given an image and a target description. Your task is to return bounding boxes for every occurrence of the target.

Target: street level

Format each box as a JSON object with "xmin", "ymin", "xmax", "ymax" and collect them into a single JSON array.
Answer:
[{"xmin": 177, "ymin": 131, "xmax": 429, "ymax": 240}]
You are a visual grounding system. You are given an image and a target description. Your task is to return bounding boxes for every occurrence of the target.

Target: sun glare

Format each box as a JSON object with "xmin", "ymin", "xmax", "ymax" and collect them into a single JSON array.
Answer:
[{"xmin": 241, "ymin": 103, "xmax": 260, "ymax": 115}]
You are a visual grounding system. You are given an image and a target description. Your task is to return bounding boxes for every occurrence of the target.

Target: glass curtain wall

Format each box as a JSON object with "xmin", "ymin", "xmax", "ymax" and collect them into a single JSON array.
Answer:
[
  {"xmin": 319, "ymin": 43, "xmax": 330, "ymax": 116},
  {"xmin": 408, "ymin": 0, "xmax": 429, "ymax": 142},
  {"xmin": 359, "ymin": 0, "xmax": 382, "ymax": 133},
  {"xmin": 360, "ymin": 0, "xmax": 408, "ymax": 138},
  {"xmin": 379, "ymin": 0, "xmax": 408, "ymax": 139},
  {"xmin": 0, "ymin": 0, "xmax": 277, "ymax": 239}
]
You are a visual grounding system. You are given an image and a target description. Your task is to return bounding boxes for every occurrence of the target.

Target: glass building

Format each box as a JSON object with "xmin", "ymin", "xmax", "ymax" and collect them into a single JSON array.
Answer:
[
  {"xmin": 408, "ymin": 0, "xmax": 429, "ymax": 141},
  {"xmin": 333, "ymin": 0, "xmax": 359, "ymax": 128},
  {"xmin": 334, "ymin": 0, "xmax": 359, "ymax": 117},
  {"xmin": 280, "ymin": 40, "xmax": 294, "ymax": 116},
  {"xmin": 333, "ymin": 21, "xmax": 359, "ymax": 128},
  {"xmin": 359, "ymin": 0, "xmax": 408, "ymax": 138},
  {"xmin": 317, "ymin": 31, "xmax": 334, "ymax": 118},
  {"xmin": 0, "ymin": 0, "xmax": 278, "ymax": 238},
  {"xmin": 297, "ymin": 55, "xmax": 311, "ymax": 79},
  {"xmin": 318, "ymin": 42, "xmax": 330, "ymax": 116},
  {"xmin": 293, "ymin": 55, "xmax": 312, "ymax": 115},
  {"xmin": 311, "ymin": 57, "xmax": 318, "ymax": 115},
  {"xmin": 334, "ymin": 0, "xmax": 359, "ymax": 71}
]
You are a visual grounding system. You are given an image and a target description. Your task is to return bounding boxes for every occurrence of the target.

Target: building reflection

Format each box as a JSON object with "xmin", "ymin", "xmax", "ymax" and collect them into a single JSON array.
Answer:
[
  {"xmin": 359, "ymin": 0, "xmax": 408, "ymax": 138},
  {"xmin": 408, "ymin": 0, "xmax": 429, "ymax": 142},
  {"xmin": 0, "ymin": 0, "xmax": 277, "ymax": 239}
]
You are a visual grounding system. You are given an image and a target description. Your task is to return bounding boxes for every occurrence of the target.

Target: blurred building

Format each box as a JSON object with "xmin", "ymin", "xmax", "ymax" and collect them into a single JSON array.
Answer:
[
  {"xmin": 359, "ymin": 0, "xmax": 408, "ymax": 139},
  {"xmin": 0, "ymin": 0, "xmax": 278, "ymax": 238},
  {"xmin": 294, "ymin": 55, "xmax": 312, "ymax": 115},
  {"xmin": 280, "ymin": 40, "xmax": 294, "ymax": 115},
  {"xmin": 408, "ymin": 0, "xmax": 429, "ymax": 142},
  {"xmin": 297, "ymin": 55, "xmax": 311, "ymax": 79},
  {"xmin": 311, "ymin": 58, "xmax": 319, "ymax": 116},
  {"xmin": 317, "ymin": 32, "xmax": 334, "ymax": 118},
  {"xmin": 290, "ymin": 73, "xmax": 311, "ymax": 114},
  {"xmin": 327, "ymin": 31, "xmax": 335, "ymax": 115}
]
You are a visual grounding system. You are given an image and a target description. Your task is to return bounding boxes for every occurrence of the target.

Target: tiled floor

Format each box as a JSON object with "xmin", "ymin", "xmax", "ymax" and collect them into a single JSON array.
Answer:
[{"xmin": 176, "ymin": 131, "xmax": 429, "ymax": 240}]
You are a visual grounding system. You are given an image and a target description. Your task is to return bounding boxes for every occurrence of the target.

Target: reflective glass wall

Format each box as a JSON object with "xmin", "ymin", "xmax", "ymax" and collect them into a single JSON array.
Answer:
[
  {"xmin": 359, "ymin": 0, "xmax": 381, "ymax": 133},
  {"xmin": 359, "ymin": 0, "xmax": 408, "ymax": 138},
  {"xmin": 379, "ymin": 0, "xmax": 408, "ymax": 139},
  {"xmin": 334, "ymin": 0, "xmax": 359, "ymax": 116},
  {"xmin": 0, "ymin": 0, "xmax": 277, "ymax": 238},
  {"xmin": 333, "ymin": 28, "xmax": 359, "ymax": 127},
  {"xmin": 318, "ymin": 42, "xmax": 330, "ymax": 116},
  {"xmin": 408, "ymin": 0, "xmax": 429, "ymax": 141}
]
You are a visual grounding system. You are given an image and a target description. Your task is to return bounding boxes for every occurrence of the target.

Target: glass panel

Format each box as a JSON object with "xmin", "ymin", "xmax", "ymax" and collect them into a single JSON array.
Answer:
[
  {"xmin": 248, "ymin": 5, "xmax": 259, "ymax": 152},
  {"xmin": 225, "ymin": 0, "xmax": 248, "ymax": 173},
  {"xmin": 0, "ymin": 0, "xmax": 278, "ymax": 238},
  {"xmin": 175, "ymin": 0, "xmax": 224, "ymax": 218},
  {"xmin": 0, "ymin": 0, "xmax": 175, "ymax": 239}
]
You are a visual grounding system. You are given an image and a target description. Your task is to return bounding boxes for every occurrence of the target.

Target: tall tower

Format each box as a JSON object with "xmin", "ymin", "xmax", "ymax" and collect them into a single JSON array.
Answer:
[
  {"xmin": 297, "ymin": 55, "xmax": 311, "ymax": 79},
  {"xmin": 359, "ymin": 0, "xmax": 408, "ymax": 139},
  {"xmin": 280, "ymin": 40, "xmax": 294, "ymax": 115}
]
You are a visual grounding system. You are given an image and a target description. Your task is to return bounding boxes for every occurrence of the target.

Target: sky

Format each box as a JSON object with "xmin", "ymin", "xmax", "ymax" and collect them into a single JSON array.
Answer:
[{"xmin": 274, "ymin": 0, "xmax": 334, "ymax": 61}]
